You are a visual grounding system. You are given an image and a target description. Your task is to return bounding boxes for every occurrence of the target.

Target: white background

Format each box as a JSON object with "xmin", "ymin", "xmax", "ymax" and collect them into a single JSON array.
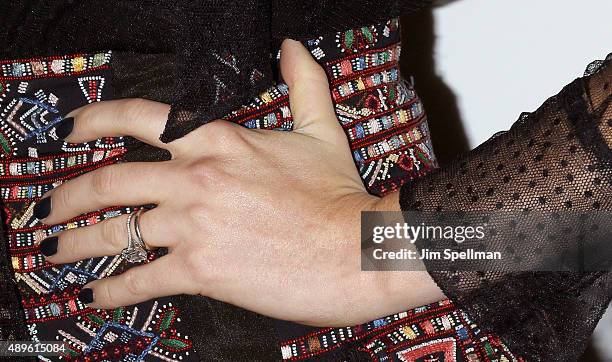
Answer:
[
  {"xmin": 432, "ymin": 0, "xmax": 611, "ymax": 357},
  {"xmin": 434, "ymin": 0, "xmax": 611, "ymax": 146}
]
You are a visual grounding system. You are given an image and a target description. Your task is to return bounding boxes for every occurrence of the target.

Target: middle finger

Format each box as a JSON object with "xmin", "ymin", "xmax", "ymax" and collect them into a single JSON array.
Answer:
[{"xmin": 35, "ymin": 161, "xmax": 173, "ymax": 225}]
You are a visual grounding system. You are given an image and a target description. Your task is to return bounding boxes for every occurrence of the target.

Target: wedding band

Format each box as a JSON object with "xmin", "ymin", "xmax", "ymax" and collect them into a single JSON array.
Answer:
[
  {"xmin": 132, "ymin": 208, "xmax": 152, "ymax": 250},
  {"xmin": 120, "ymin": 210, "xmax": 148, "ymax": 263}
]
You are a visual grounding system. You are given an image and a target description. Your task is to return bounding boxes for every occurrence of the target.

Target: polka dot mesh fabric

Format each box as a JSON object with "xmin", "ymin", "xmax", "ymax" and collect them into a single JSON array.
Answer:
[{"xmin": 399, "ymin": 55, "xmax": 612, "ymax": 361}]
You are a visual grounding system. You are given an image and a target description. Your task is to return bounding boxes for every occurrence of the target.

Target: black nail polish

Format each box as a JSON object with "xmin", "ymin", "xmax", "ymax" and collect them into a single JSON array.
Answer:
[
  {"xmin": 39, "ymin": 236, "xmax": 58, "ymax": 257},
  {"xmin": 33, "ymin": 197, "xmax": 52, "ymax": 220},
  {"xmin": 55, "ymin": 117, "xmax": 74, "ymax": 139},
  {"xmin": 78, "ymin": 288, "xmax": 94, "ymax": 304}
]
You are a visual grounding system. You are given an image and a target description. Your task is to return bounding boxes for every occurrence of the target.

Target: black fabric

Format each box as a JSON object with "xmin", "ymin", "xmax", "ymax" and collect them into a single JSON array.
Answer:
[
  {"xmin": 0, "ymin": 221, "xmax": 35, "ymax": 362},
  {"xmin": 0, "ymin": 0, "xmax": 432, "ymax": 144},
  {"xmin": 2, "ymin": 2, "xmax": 611, "ymax": 360},
  {"xmin": 110, "ymin": 52, "xmax": 281, "ymax": 361},
  {"xmin": 399, "ymin": 55, "xmax": 612, "ymax": 361}
]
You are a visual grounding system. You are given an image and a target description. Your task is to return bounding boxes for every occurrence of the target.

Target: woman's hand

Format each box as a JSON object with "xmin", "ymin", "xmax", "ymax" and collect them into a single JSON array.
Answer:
[{"xmin": 36, "ymin": 39, "xmax": 443, "ymax": 326}]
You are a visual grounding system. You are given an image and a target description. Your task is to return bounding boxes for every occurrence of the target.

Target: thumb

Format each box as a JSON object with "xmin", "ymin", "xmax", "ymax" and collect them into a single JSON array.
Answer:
[{"xmin": 280, "ymin": 39, "xmax": 346, "ymax": 143}]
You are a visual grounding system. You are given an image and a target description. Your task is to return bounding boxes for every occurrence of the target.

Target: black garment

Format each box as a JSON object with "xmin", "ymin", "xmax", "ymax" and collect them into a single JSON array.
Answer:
[
  {"xmin": 0, "ymin": 0, "xmax": 432, "ymax": 143},
  {"xmin": 0, "ymin": 4, "xmax": 430, "ymax": 359},
  {"xmin": 1, "ymin": 2, "xmax": 611, "ymax": 361},
  {"xmin": 400, "ymin": 55, "xmax": 612, "ymax": 361}
]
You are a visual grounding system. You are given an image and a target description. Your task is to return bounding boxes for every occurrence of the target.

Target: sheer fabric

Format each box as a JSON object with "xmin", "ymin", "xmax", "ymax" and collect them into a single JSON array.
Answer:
[
  {"xmin": 1, "ymin": 19, "xmax": 484, "ymax": 361},
  {"xmin": 400, "ymin": 55, "xmax": 612, "ymax": 361},
  {"xmin": 0, "ymin": 0, "xmax": 433, "ymax": 143},
  {"xmin": 0, "ymin": 1, "xmax": 611, "ymax": 360}
]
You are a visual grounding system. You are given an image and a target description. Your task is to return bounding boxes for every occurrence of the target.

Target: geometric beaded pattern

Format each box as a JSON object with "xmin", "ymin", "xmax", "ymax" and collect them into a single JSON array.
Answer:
[
  {"xmin": 0, "ymin": 52, "xmax": 198, "ymax": 362},
  {"xmin": 314, "ymin": 19, "xmax": 437, "ymax": 196},
  {"xmin": 280, "ymin": 300, "xmax": 522, "ymax": 362},
  {"xmin": 277, "ymin": 19, "xmax": 521, "ymax": 362},
  {"xmin": 1, "ymin": 18, "xmax": 509, "ymax": 362},
  {"xmin": 226, "ymin": 18, "xmax": 437, "ymax": 197}
]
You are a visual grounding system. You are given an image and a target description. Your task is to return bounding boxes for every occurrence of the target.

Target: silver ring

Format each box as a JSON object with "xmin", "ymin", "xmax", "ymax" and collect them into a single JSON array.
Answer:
[
  {"xmin": 133, "ymin": 208, "xmax": 148, "ymax": 249},
  {"xmin": 120, "ymin": 210, "xmax": 148, "ymax": 263}
]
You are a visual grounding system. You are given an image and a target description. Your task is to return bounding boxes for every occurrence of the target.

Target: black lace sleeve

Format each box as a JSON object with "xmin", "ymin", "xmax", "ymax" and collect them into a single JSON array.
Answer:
[{"xmin": 399, "ymin": 55, "xmax": 612, "ymax": 361}]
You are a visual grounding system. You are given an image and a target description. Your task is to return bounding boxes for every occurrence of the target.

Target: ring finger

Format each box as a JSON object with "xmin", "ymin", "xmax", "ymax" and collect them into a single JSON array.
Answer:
[{"xmin": 39, "ymin": 208, "xmax": 176, "ymax": 264}]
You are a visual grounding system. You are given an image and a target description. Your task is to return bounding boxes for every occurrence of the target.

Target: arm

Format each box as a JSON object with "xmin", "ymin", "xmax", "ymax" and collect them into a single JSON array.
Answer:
[
  {"xmin": 33, "ymin": 37, "xmax": 612, "ymax": 362},
  {"xmin": 396, "ymin": 54, "xmax": 612, "ymax": 361}
]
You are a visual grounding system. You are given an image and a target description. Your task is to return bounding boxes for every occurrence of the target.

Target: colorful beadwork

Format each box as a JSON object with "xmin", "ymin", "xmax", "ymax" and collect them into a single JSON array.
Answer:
[
  {"xmin": 278, "ymin": 19, "xmax": 520, "ymax": 361},
  {"xmin": 1, "ymin": 52, "xmax": 197, "ymax": 361},
  {"xmin": 226, "ymin": 19, "xmax": 437, "ymax": 197},
  {"xmin": 281, "ymin": 300, "xmax": 520, "ymax": 361},
  {"xmin": 0, "ymin": 19, "xmax": 516, "ymax": 361}
]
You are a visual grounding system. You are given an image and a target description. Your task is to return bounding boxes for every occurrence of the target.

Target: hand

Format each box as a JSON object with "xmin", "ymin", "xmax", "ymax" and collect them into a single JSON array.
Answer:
[{"xmin": 36, "ymin": 39, "xmax": 443, "ymax": 326}]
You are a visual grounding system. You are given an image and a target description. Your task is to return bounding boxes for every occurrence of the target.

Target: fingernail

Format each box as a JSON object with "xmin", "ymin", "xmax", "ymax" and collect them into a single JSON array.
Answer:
[
  {"xmin": 39, "ymin": 236, "xmax": 58, "ymax": 257},
  {"xmin": 55, "ymin": 117, "xmax": 74, "ymax": 139},
  {"xmin": 78, "ymin": 288, "xmax": 94, "ymax": 304},
  {"xmin": 33, "ymin": 197, "xmax": 52, "ymax": 220}
]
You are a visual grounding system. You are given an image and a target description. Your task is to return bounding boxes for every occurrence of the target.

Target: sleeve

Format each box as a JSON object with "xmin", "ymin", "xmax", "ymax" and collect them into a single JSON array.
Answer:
[{"xmin": 398, "ymin": 54, "xmax": 612, "ymax": 361}]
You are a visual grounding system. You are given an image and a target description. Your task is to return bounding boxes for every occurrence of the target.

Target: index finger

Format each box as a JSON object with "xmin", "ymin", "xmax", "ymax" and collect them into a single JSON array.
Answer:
[{"xmin": 63, "ymin": 98, "xmax": 181, "ymax": 154}]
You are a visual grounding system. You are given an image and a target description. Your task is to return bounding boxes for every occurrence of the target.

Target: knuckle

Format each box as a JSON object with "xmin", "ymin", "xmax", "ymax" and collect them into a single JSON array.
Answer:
[
  {"xmin": 183, "ymin": 251, "xmax": 214, "ymax": 289},
  {"xmin": 119, "ymin": 98, "xmax": 151, "ymax": 124},
  {"xmin": 204, "ymin": 121, "xmax": 244, "ymax": 149},
  {"xmin": 75, "ymin": 103, "xmax": 98, "ymax": 126},
  {"xmin": 186, "ymin": 204, "xmax": 210, "ymax": 229},
  {"xmin": 99, "ymin": 282, "xmax": 117, "ymax": 307},
  {"xmin": 102, "ymin": 217, "xmax": 126, "ymax": 251},
  {"xmin": 183, "ymin": 253, "xmax": 201, "ymax": 276},
  {"xmin": 123, "ymin": 269, "xmax": 147, "ymax": 296},
  {"xmin": 204, "ymin": 120, "xmax": 233, "ymax": 136},
  {"xmin": 54, "ymin": 187, "xmax": 72, "ymax": 211},
  {"xmin": 59, "ymin": 230, "xmax": 78, "ymax": 258},
  {"xmin": 186, "ymin": 160, "xmax": 221, "ymax": 188},
  {"xmin": 90, "ymin": 166, "xmax": 116, "ymax": 201}
]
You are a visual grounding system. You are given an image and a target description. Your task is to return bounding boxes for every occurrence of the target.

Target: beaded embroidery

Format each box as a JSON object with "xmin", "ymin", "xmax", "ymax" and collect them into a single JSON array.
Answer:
[
  {"xmin": 1, "ymin": 52, "xmax": 197, "ymax": 361},
  {"xmin": 0, "ymin": 19, "xmax": 516, "ymax": 361},
  {"xmin": 277, "ymin": 19, "xmax": 520, "ymax": 361},
  {"xmin": 281, "ymin": 301, "xmax": 519, "ymax": 361},
  {"xmin": 226, "ymin": 19, "xmax": 437, "ymax": 196}
]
